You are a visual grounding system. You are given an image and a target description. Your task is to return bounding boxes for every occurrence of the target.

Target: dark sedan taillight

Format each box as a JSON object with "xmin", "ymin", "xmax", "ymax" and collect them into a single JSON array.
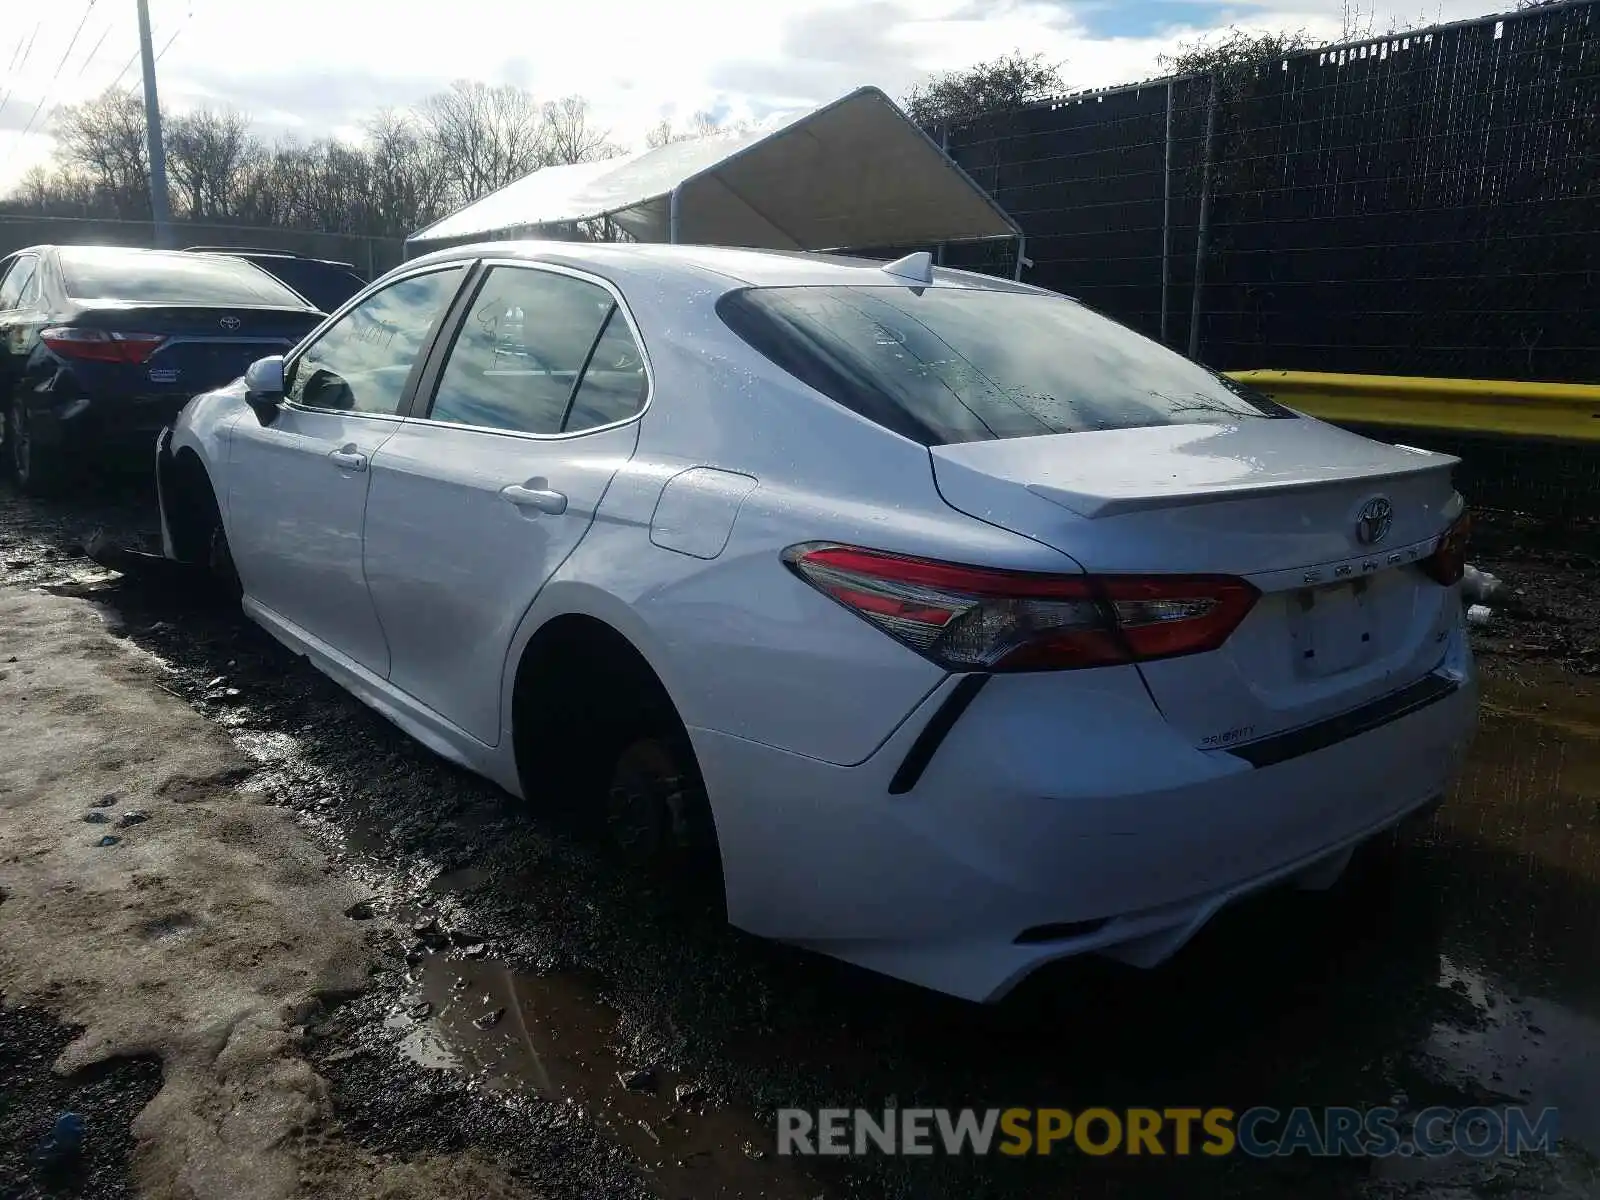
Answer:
[
  {"xmin": 783, "ymin": 542, "xmax": 1259, "ymax": 672},
  {"xmin": 40, "ymin": 327, "xmax": 168, "ymax": 365}
]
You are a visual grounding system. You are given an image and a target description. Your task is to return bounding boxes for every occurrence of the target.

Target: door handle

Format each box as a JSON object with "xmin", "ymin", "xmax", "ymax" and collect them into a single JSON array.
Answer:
[
  {"xmin": 500, "ymin": 483, "xmax": 568, "ymax": 515},
  {"xmin": 329, "ymin": 448, "xmax": 368, "ymax": 471}
]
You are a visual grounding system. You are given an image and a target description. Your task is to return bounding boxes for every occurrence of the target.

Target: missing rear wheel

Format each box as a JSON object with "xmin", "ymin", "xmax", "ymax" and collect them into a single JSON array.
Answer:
[{"xmin": 603, "ymin": 734, "xmax": 721, "ymax": 905}]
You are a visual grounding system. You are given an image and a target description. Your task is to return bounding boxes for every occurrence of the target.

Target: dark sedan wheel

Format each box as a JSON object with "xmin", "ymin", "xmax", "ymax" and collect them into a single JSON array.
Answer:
[{"xmin": 7, "ymin": 398, "xmax": 67, "ymax": 497}]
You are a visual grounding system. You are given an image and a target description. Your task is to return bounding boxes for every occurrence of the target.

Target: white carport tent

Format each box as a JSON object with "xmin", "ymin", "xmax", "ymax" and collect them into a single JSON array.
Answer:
[{"xmin": 405, "ymin": 87, "xmax": 1026, "ymax": 275}]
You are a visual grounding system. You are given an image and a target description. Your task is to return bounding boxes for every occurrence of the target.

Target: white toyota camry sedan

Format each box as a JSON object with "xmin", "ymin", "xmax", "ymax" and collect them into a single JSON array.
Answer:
[{"xmin": 155, "ymin": 242, "xmax": 1477, "ymax": 1002}]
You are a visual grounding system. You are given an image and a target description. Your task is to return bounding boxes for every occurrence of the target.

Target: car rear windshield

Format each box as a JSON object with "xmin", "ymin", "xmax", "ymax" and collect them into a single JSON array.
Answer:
[
  {"xmin": 716, "ymin": 285, "xmax": 1292, "ymax": 446},
  {"xmin": 60, "ymin": 248, "xmax": 309, "ymax": 307}
]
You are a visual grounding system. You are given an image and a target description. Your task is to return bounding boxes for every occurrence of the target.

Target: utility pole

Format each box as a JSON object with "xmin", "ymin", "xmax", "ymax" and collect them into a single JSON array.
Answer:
[{"xmin": 136, "ymin": 0, "xmax": 171, "ymax": 247}]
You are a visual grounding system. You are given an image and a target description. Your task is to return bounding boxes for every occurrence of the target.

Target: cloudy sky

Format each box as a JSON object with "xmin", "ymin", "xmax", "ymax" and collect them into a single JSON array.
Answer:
[{"xmin": 0, "ymin": 0, "xmax": 1506, "ymax": 192}]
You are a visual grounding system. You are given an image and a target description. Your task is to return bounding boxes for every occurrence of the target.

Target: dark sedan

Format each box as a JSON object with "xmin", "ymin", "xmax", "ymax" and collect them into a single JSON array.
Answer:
[{"xmin": 0, "ymin": 245, "xmax": 326, "ymax": 494}]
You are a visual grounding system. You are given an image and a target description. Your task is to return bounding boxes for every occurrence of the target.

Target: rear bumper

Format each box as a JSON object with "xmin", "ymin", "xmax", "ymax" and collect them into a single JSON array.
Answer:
[
  {"xmin": 27, "ymin": 390, "xmax": 191, "ymax": 454},
  {"xmin": 694, "ymin": 624, "xmax": 1476, "ymax": 1002}
]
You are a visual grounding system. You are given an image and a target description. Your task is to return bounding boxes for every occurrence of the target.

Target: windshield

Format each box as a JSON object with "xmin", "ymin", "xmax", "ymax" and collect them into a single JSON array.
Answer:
[
  {"xmin": 60, "ymin": 248, "xmax": 310, "ymax": 307},
  {"xmin": 717, "ymin": 285, "xmax": 1293, "ymax": 446}
]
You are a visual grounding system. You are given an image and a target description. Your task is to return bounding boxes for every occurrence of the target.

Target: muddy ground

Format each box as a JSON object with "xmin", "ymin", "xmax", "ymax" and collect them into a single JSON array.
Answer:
[{"xmin": 2, "ymin": 478, "xmax": 1599, "ymax": 1200}]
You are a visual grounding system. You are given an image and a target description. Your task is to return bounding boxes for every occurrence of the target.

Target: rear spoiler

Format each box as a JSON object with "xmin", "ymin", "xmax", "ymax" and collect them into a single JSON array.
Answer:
[{"xmin": 1024, "ymin": 455, "xmax": 1458, "ymax": 519}]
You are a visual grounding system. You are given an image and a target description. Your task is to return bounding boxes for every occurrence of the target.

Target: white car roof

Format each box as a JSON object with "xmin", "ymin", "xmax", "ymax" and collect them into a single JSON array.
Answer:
[{"xmin": 403, "ymin": 241, "xmax": 1044, "ymax": 296}]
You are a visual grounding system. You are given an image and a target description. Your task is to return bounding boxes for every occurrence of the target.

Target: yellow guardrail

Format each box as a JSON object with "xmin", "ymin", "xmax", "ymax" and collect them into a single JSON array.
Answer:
[{"xmin": 1226, "ymin": 370, "xmax": 1600, "ymax": 443}]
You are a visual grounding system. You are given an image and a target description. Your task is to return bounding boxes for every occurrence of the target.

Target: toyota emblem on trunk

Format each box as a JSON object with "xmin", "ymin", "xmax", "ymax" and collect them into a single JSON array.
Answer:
[
  {"xmin": 1355, "ymin": 497, "xmax": 1393, "ymax": 545},
  {"xmin": 219, "ymin": 315, "xmax": 241, "ymax": 330}
]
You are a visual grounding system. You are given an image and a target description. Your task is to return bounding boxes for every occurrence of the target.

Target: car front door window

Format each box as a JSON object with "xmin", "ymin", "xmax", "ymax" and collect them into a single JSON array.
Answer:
[{"xmin": 287, "ymin": 266, "xmax": 467, "ymax": 416}]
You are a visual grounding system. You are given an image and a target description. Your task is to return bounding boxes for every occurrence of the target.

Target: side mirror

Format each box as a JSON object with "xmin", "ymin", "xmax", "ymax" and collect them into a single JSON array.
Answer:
[{"xmin": 243, "ymin": 355, "xmax": 284, "ymax": 424}]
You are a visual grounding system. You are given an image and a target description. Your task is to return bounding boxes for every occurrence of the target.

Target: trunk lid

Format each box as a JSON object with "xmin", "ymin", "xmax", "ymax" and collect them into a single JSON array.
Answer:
[
  {"xmin": 930, "ymin": 417, "xmax": 1465, "ymax": 748},
  {"xmin": 65, "ymin": 303, "xmax": 323, "ymax": 395}
]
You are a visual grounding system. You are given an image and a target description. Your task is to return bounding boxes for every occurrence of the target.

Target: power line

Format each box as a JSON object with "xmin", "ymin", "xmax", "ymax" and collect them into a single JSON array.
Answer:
[
  {"xmin": 14, "ymin": 20, "xmax": 43, "ymax": 76},
  {"xmin": 16, "ymin": 1, "xmax": 99, "ymax": 146},
  {"xmin": 110, "ymin": 47, "xmax": 141, "ymax": 92},
  {"xmin": 155, "ymin": 17, "xmax": 188, "ymax": 65},
  {"xmin": 76, "ymin": 20, "xmax": 113, "ymax": 80},
  {"xmin": 0, "ymin": 21, "xmax": 44, "ymax": 123},
  {"xmin": 0, "ymin": 39, "xmax": 22, "ymax": 123}
]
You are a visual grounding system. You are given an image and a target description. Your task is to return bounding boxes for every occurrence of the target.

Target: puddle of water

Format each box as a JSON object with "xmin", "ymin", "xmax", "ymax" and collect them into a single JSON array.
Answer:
[
  {"xmin": 1421, "ymin": 958, "xmax": 1600, "ymax": 1154},
  {"xmin": 36, "ymin": 569, "xmax": 123, "ymax": 597},
  {"xmin": 390, "ymin": 949, "xmax": 827, "ymax": 1199},
  {"xmin": 1447, "ymin": 669, "xmax": 1600, "ymax": 970},
  {"xmin": 427, "ymin": 865, "xmax": 497, "ymax": 894},
  {"xmin": 1405, "ymin": 668, "xmax": 1600, "ymax": 1156},
  {"xmin": 1455, "ymin": 705, "xmax": 1600, "ymax": 876}
]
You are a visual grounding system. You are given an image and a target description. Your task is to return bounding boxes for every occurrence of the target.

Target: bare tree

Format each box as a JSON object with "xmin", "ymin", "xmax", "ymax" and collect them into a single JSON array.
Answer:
[
  {"xmin": 902, "ymin": 51, "xmax": 1065, "ymax": 129},
  {"xmin": 540, "ymin": 95, "xmax": 623, "ymax": 165},
  {"xmin": 9, "ymin": 164, "xmax": 98, "ymax": 214},
  {"xmin": 644, "ymin": 118, "xmax": 675, "ymax": 149},
  {"xmin": 418, "ymin": 80, "xmax": 549, "ymax": 204},
  {"xmin": 645, "ymin": 110, "xmax": 751, "ymax": 147},
  {"xmin": 10, "ymin": 80, "xmax": 634, "ymax": 237},
  {"xmin": 11, "ymin": 166, "xmax": 56, "ymax": 210},
  {"xmin": 165, "ymin": 108, "xmax": 257, "ymax": 220},
  {"xmin": 49, "ymin": 90, "xmax": 153, "ymax": 217},
  {"xmin": 232, "ymin": 139, "xmax": 365, "ymax": 232},
  {"xmin": 362, "ymin": 109, "xmax": 453, "ymax": 237},
  {"xmin": 228, "ymin": 142, "xmax": 296, "ymax": 229}
]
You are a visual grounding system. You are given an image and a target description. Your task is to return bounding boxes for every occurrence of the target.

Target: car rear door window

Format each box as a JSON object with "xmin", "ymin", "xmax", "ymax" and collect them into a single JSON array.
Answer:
[
  {"xmin": 426, "ymin": 265, "xmax": 645, "ymax": 435},
  {"xmin": 717, "ymin": 285, "xmax": 1291, "ymax": 446},
  {"xmin": 285, "ymin": 266, "xmax": 466, "ymax": 416},
  {"xmin": 58, "ymin": 248, "xmax": 307, "ymax": 307},
  {"xmin": 564, "ymin": 308, "xmax": 648, "ymax": 432},
  {"xmin": 0, "ymin": 255, "xmax": 39, "ymax": 309}
]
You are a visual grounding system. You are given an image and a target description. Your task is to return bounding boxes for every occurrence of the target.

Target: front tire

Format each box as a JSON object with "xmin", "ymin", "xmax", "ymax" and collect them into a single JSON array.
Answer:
[
  {"xmin": 171, "ymin": 456, "xmax": 242, "ymax": 602},
  {"xmin": 199, "ymin": 487, "xmax": 243, "ymax": 602}
]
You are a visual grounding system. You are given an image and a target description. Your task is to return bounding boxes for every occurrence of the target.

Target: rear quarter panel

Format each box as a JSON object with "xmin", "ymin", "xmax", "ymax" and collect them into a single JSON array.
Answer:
[{"xmin": 509, "ymin": 280, "xmax": 1083, "ymax": 767}]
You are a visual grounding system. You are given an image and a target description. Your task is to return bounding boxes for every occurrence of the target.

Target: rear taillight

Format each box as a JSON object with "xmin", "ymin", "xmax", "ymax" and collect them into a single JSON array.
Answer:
[
  {"xmin": 1420, "ymin": 511, "xmax": 1471, "ymax": 586},
  {"xmin": 40, "ymin": 327, "xmax": 167, "ymax": 365},
  {"xmin": 782, "ymin": 543, "xmax": 1259, "ymax": 672}
]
